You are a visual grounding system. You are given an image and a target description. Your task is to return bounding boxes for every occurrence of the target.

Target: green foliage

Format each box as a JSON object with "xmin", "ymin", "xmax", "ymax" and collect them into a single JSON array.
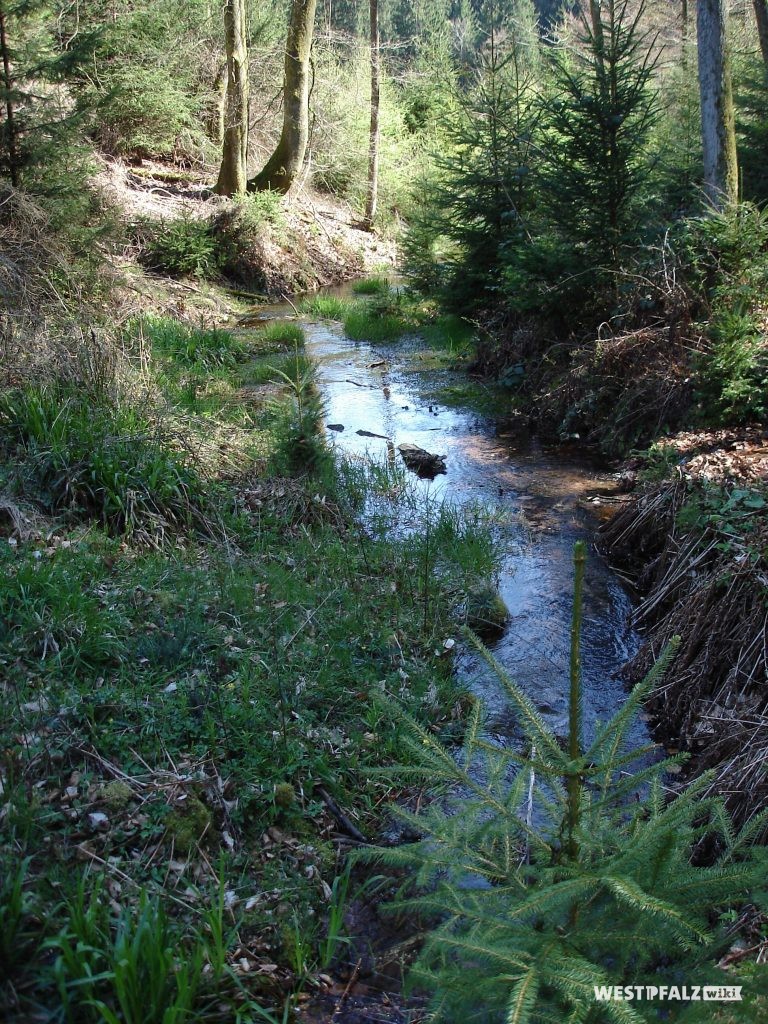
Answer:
[
  {"xmin": 342, "ymin": 292, "xmax": 416, "ymax": 341},
  {"xmin": 141, "ymin": 217, "xmax": 222, "ymax": 279},
  {"xmin": 140, "ymin": 316, "xmax": 248, "ymax": 369},
  {"xmin": 677, "ymin": 204, "xmax": 768, "ymax": 424},
  {"xmin": 298, "ymin": 295, "xmax": 356, "ymax": 321},
  {"xmin": 343, "ymin": 308, "xmax": 409, "ymax": 342},
  {"xmin": 537, "ymin": 0, "xmax": 660, "ymax": 275},
  {"xmin": 72, "ymin": 1, "xmax": 213, "ymax": 159},
  {"xmin": 230, "ymin": 190, "xmax": 285, "ymax": 232},
  {"xmin": 734, "ymin": 48, "xmax": 768, "ymax": 205},
  {"xmin": 266, "ymin": 356, "xmax": 330, "ymax": 473},
  {"xmin": 352, "ymin": 275, "xmax": 391, "ymax": 295},
  {"xmin": 0, "ymin": 859, "xmax": 36, "ymax": 983},
  {"xmin": 48, "ymin": 884, "xmax": 278, "ymax": 1024},
  {"xmin": 675, "ymin": 482, "xmax": 767, "ymax": 561},
  {"xmin": 362, "ymin": 546, "xmax": 766, "ymax": 1023},
  {"xmin": 0, "ymin": 383, "xmax": 204, "ymax": 538},
  {"xmin": 404, "ymin": 19, "xmax": 540, "ymax": 310},
  {"xmin": 256, "ymin": 321, "xmax": 306, "ymax": 350},
  {"xmin": 0, "ymin": 545, "xmax": 128, "ymax": 667}
]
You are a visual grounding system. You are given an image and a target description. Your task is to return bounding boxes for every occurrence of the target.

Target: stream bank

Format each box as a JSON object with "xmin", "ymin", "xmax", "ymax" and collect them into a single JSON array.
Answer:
[
  {"xmin": 275, "ymin": 296, "xmax": 652, "ymax": 1019},
  {"xmin": 597, "ymin": 429, "xmax": 768, "ymax": 827}
]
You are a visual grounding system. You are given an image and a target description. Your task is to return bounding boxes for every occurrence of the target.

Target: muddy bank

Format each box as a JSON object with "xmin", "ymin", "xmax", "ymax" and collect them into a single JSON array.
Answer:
[{"xmin": 597, "ymin": 434, "xmax": 768, "ymax": 826}]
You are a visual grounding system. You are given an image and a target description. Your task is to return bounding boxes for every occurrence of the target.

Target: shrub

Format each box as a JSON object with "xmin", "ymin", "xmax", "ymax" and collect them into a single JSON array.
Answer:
[
  {"xmin": 231, "ymin": 190, "xmax": 285, "ymax": 232},
  {"xmin": 677, "ymin": 204, "xmax": 768, "ymax": 424},
  {"xmin": 140, "ymin": 217, "xmax": 221, "ymax": 278},
  {"xmin": 362, "ymin": 545, "xmax": 767, "ymax": 1023},
  {"xmin": 0, "ymin": 384, "xmax": 204, "ymax": 539},
  {"xmin": 210, "ymin": 198, "xmax": 290, "ymax": 291},
  {"xmin": 266, "ymin": 357, "xmax": 330, "ymax": 474}
]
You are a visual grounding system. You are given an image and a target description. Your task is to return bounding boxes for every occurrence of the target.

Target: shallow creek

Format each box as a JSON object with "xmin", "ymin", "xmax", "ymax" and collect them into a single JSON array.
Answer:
[
  {"xmin": 253, "ymin": 300, "xmax": 652, "ymax": 1020},
  {"xmin": 288, "ymin": 312, "xmax": 647, "ymax": 752}
]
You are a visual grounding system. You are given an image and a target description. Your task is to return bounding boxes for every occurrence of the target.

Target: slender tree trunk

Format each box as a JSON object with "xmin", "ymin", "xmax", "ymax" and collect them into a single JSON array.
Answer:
[
  {"xmin": 588, "ymin": 0, "xmax": 606, "ymax": 60},
  {"xmin": 697, "ymin": 0, "xmax": 738, "ymax": 207},
  {"xmin": 753, "ymin": 0, "xmax": 768, "ymax": 66},
  {"xmin": 0, "ymin": 1, "xmax": 20, "ymax": 188},
  {"xmin": 682, "ymin": 0, "xmax": 689, "ymax": 43},
  {"xmin": 249, "ymin": 0, "xmax": 317, "ymax": 193},
  {"xmin": 363, "ymin": 0, "xmax": 380, "ymax": 229},
  {"xmin": 216, "ymin": 0, "xmax": 249, "ymax": 196}
]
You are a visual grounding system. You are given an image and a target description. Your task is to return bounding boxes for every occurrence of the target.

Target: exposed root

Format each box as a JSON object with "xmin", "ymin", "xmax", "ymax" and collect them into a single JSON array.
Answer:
[{"xmin": 598, "ymin": 481, "xmax": 768, "ymax": 825}]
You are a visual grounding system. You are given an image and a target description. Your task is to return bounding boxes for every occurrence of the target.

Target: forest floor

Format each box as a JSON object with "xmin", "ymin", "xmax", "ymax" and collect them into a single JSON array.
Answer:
[
  {"xmin": 96, "ymin": 156, "xmax": 397, "ymax": 299},
  {"xmin": 0, "ymin": 188, "xmax": 480, "ymax": 1021}
]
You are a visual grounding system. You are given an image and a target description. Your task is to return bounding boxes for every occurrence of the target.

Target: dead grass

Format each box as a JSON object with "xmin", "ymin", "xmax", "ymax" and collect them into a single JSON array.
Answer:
[
  {"xmin": 532, "ymin": 324, "xmax": 698, "ymax": 454},
  {"xmin": 598, "ymin": 479, "xmax": 768, "ymax": 826}
]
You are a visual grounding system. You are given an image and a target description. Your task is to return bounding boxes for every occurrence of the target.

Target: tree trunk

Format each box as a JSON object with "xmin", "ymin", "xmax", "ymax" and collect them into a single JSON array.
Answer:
[
  {"xmin": 362, "ymin": 0, "xmax": 380, "ymax": 229},
  {"xmin": 216, "ymin": 0, "xmax": 249, "ymax": 196},
  {"xmin": 249, "ymin": 0, "xmax": 317, "ymax": 193},
  {"xmin": 0, "ymin": 1, "xmax": 20, "ymax": 188},
  {"xmin": 753, "ymin": 0, "xmax": 768, "ymax": 66},
  {"xmin": 697, "ymin": 0, "xmax": 738, "ymax": 207}
]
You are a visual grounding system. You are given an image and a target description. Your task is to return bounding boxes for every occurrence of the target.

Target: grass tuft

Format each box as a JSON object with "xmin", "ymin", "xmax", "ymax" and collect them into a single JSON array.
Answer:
[
  {"xmin": 255, "ymin": 320, "xmax": 305, "ymax": 350},
  {"xmin": 0, "ymin": 383, "xmax": 205, "ymax": 540},
  {"xmin": 343, "ymin": 309, "xmax": 409, "ymax": 342},
  {"xmin": 298, "ymin": 295, "xmax": 355, "ymax": 321},
  {"xmin": 352, "ymin": 276, "xmax": 391, "ymax": 296}
]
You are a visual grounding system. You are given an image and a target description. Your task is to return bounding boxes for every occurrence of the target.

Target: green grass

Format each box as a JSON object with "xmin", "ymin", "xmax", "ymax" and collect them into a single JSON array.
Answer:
[
  {"xmin": 0, "ymin": 383, "xmax": 204, "ymax": 539},
  {"xmin": 255, "ymin": 320, "xmax": 305, "ymax": 350},
  {"xmin": 343, "ymin": 308, "xmax": 410, "ymax": 342},
  {"xmin": 138, "ymin": 315, "xmax": 248, "ymax": 369},
  {"xmin": 352, "ymin": 276, "xmax": 391, "ymax": 295},
  {"xmin": 243, "ymin": 350, "xmax": 313, "ymax": 387},
  {"xmin": 298, "ymin": 295, "xmax": 355, "ymax": 321},
  {"xmin": 419, "ymin": 313, "xmax": 475, "ymax": 352},
  {"xmin": 0, "ymin": 313, "xmax": 498, "ymax": 1021}
]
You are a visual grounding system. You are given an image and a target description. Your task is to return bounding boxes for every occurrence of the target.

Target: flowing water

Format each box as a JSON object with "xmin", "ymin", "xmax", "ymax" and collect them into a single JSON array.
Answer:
[
  {"xmin": 255, "ymin": 299, "xmax": 650, "ymax": 1021},
  {"xmin": 292, "ymin": 312, "xmax": 646, "ymax": 752}
]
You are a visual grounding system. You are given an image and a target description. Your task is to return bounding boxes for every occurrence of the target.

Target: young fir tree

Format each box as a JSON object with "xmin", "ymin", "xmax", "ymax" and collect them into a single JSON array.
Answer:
[
  {"xmin": 403, "ymin": 0, "xmax": 540, "ymax": 310},
  {"xmin": 362, "ymin": 543, "xmax": 767, "ymax": 1023},
  {"xmin": 539, "ymin": 0, "xmax": 660, "ymax": 279},
  {"xmin": 0, "ymin": 1, "xmax": 88, "ymax": 189}
]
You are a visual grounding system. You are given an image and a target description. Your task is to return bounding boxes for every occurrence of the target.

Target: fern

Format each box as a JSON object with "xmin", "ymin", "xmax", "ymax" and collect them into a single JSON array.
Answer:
[{"xmin": 361, "ymin": 545, "xmax": 764, "ymax": 1023}]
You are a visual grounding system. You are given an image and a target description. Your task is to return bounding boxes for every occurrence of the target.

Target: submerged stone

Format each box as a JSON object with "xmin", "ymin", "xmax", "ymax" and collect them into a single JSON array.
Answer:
[{"xmin": 397, "ymin": 443, "xmax": 447, "ymax": 478}]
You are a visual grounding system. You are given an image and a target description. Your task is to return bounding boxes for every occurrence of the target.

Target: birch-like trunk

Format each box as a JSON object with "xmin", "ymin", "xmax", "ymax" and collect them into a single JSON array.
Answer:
[
  {"xmin": 697, "ymin": 0, "xmax": 738, "ymax": 207},
  {"xmin": 216, "ymin": 0, "xmax": 249, "ymax": 196},
  {"xmin": 249, "ymin": 0, "xmax": 317, "ymax": 193},
  {"xmin": 363, "ymin": 0, "xmax": 380, "ymax": 229}
]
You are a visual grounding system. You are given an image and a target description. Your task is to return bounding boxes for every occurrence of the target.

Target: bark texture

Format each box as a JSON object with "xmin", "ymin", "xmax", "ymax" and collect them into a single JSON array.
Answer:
[
  {"xmin": 0, "ymin": 2, "xmax": 19, "ymax": 187},
  {"xmin": 249, "ymin": 0, "xmax": 317, "ymax": 193},
  {"xmin": 753, "ymin": 0, "xmax": 768, "ymax": 67},
  {"xmin": 697, "ymin": 0, "xmax": 738, "ymax": 207},
  {"xmin": 216, "ymin": 0, "xmax": 249, "ymax": 196},
  {"xmin": 363, "ymin": 0, "xmax": 380, "ymax": 229}
]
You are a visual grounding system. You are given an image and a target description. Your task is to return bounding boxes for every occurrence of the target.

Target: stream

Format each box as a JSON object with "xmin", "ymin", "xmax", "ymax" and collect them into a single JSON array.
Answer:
[
  {"xmin": 257, "ymin": 298, "xmax": 650, "ymax": 1021},
  {"xmin": 296, "ymin": 310, "xmax": 647, "ymax": 752}
]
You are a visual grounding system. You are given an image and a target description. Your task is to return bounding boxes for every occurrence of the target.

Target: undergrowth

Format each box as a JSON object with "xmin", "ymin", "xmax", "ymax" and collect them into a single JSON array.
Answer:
[
  {"xmin": 362, "ymin": 545, "xmax": 768, "ymax": 1022},
  {"xmin": 0, "ymin": 306, "xmax": 500, "ymax": 1020}
]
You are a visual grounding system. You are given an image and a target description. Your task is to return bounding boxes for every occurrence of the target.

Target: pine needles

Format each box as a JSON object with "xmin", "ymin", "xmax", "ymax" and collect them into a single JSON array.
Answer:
[{"xmin": 360, "ymin": 545, "xmax": 766, "ymax": 1023}]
